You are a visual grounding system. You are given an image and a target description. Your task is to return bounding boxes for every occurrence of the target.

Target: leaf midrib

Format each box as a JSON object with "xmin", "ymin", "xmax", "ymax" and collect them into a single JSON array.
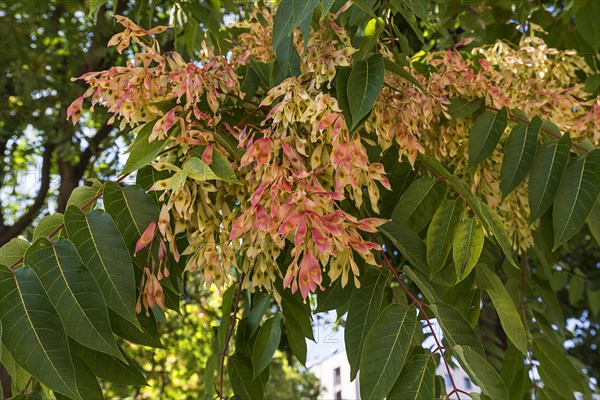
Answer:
[
  {"xmin": 556, "ymin": 158, "xmax": 585, "ymax": 244},
  {"xmin": 365, "ymin": 308, "xmax": 411, "ymax": 399},
  {"xmin": 82, "ymin": 212, "xmax": 137, "ymax": 323},
  {"xmin": 49, "ymin": 243, "xmax": 116, "ymax": 354},
  {"xmin": 13, "ymin": 271, "xmax": 76, "ymax": 397}
]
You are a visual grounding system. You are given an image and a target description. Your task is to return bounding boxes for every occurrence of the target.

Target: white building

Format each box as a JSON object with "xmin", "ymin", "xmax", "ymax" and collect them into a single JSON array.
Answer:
[
  {"xmin": 308, "ymin": 348, "xmax": 478, "ymax": 400},
  {"xmin": 309, "ymin": 349, "xmax": 360, "ymax": 400}
]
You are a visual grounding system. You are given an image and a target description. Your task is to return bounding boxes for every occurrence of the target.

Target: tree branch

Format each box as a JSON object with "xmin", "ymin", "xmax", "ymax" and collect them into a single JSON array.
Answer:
[
  {"xmin": 0, "ymin": 139, "xmax": 7, "ymax": 229},
  {"xmin": 0, "ymin": 143, "xmax": 54, "ymax": 246}
]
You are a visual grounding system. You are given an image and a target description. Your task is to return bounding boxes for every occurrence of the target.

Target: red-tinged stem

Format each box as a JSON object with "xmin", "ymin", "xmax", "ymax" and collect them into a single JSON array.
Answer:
[
  {"xmin": 7, "ymin": 173, "xmax": 130, "ymax": 271},
  {"xmin": 519, "ymin": 255, "xmax": 538, "ymax": 400},
  {"xmin": 379, "ymin": 249, "xmax": 462, "ymax": 400},
  {"xmin": 235, "ymin": 105, "xmax": 264, "ymax": 128},
  {"xmin": 485, "ymin": 105, "xmax": 590, "ymax": 154},
  {"xmin": 448, "ymin": 388, "xmax": 471, "ymax": 397},
  {"xmin": 20, "ymin": 376, "xmax": 33, "ymax": 394},
  {"xmin": 218, "ymin": 272, "xmax": 245, "ymax": 400}
]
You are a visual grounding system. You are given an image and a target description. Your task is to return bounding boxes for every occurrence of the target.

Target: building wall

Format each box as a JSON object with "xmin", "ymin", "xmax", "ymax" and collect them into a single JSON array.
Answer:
[{"xmin": 309, "ymin": 350, "xmax": 360, "ymax": 400}]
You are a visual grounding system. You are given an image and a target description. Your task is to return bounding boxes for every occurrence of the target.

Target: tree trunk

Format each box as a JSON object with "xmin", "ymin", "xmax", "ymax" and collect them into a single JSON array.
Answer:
[
  {"xmin": 1, "ymin": 364, "xmax": 11, "ymax": 398},
  {"xmin": 56, "ymin": 159, "xmax": 82, "ymax": 213}
]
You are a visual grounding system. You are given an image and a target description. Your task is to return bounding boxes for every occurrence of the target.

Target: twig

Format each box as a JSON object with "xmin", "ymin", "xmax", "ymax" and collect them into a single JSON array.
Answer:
[
  {"xmin": 218, "ymin": 272, "xmax": 245, "ymax": 400},
  {"xmin": 351, "ymin": 202, "xmax": 462, "ymax": 398},
  {"xmin": 378, "ymin": 249, "xmax": 463, "ymax": 400},
  {"xmin": 19, "ymin": 376, "xmax": 33, "ymax": 394}
]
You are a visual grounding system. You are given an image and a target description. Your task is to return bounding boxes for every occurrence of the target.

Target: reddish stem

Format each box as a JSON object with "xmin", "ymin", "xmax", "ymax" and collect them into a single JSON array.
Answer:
[
  {"xmin": 20, "ymin": 376, "xmax": 33, "ymax": 394},
  {"xmin": 379, "ymin": 249, "xmax": 463, "ymax": 400},
  {"xmin": 218, "ymin": 272, "xmax": 245, "ymax": 400}
]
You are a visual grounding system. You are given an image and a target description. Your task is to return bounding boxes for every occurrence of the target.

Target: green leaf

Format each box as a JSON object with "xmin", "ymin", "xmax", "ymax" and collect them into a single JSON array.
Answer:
[
  {"xmin": 347, "ymin": 54, "xmax": 385, "ymax": 130},
  {"xmin": 0, "ymin": 238, "xmax": 29, "ymax": 268},
  {"xmin": 553, "ymin": 149, "xmax": 600, "ymax": 249},
  {"xmin": 533, "ymin": 338, "xmax": 587, "ymax": 399},
  {"xmin": 528, "ymin": 133, "xmax": 571, "ymax": 223},
  {"xmin": 388, "ymin": 353, "xmax": 436, "ymax": 400},
  {"xmin": 585, "ymin": 73, "xmax": 600, "ymax": 94},
  {"xmin": 474, "ymin": 199, "xmax": 518, "ymax": 268},
  {"xmin": 203, "ymin": 354, "xmax": 217, "ymax": 400},
  {"xmin": 468, "ymin": 108, "xmax": 508, "ymax": 166},
  {"xmin": 108, "ymin": 310, "xmax": 163, "ymax": 348},
  {"xmin": 477, "ymin": 264, "xmax": 528, "ymax": 355},
  {"xmin": 11, "ymin": 392, "xmax": 44, "ymax": 400},
  {"xmin": 0, "ymin": 342, "xmax": 31, "ymax": 395},
  {"xmin": 65, "ymin": 179, "xmax": 102, "ymax": 211},
  {"xmin": 383, "ymin": 58, "xmax": 425, "ymax": 92},
  {"xmin": 281, "ymin": 289, "xmax": 313, "ymax": 341},
  {"xmin": 88, "ymin": 0, "xmax": 107, "ymax": 21},
  {"xmin": 103, "ymin": 183, "xmax": 159, "ymax": 253},
  {"xmin": 427, "ymin": 199, "xmax": 465, "ymax": 274},
  {"xmin": 275, "ymin": 35, "xmax": 301, "ymax": 79},
  {"xmin": 245, "ymin": 292, "xmax": 270, "ymax": 338},
  {"xmin": 453, "ymin": 345, "xmax": 509, "ymax": 400},
  {"xmin": 228, "ymin": 354, "xmax": 264, "ymax": 400},
  {"xmin": 69, "ymin": 355, "xmax": 103, "ymax": 400},
  {"xmin": 390, "ymin": 1, "xmax": 424, "ymax": 42},
  {"xmin": 380, "ymin": 160, "xmax": 419, "ymax": 218},
  {"xmin": 575, "ymin": 0, "xmax": 600, "ymax": 51},
  {"xmin": 345, "ymin": 266, "xmax": 389, "ymax": 380},
  {"xmin": 418, "ymin": 154, "xmax": 473, "ymax": 201},
  {"xmin": 321, "ymin": 0, "xmax": 336, "ymax": 19},
  {"xmin": 452, "ymin": 218, "xmax": 484, "ymax": 283},
  {"xmin": 136, "ymin": 165, "xmax": 170, "ymax": 203},
  {"xmin": 380, "ymin": 221, "xmax": 428, "ymax": 273},
  {"xmin": 272, "ymin": 0, "xmax": 319, "ymax": 49},
  {"xmin": 447, "ymin": 98, "xmax": 482, "ymax": 119},
  {"xmin": 251, "ymin": 315, "xmax": 282, "ymax": 378},
  {"xmin": 350, "ymin": 0, "xmax": 378, "ymax": 18},
  {"xmin": 391, "ymin": 176, "xmax": 448, "ymax": 233},
  {"xmin": 500, "ymin": 119, "xmax": 540, "ymax": 198},
  {"xmin": 190, "ymin": 147, "xmax": 241, "ymax": 184},
  {"xmin": 403, "ymin": 266, "xmax": 439, "ymax": 304},
  {"xmin": 418, "ymin": 155, "xmax": 518, "ymax": 268},
  {"xmin": 32, "ymin": 213, "xmax": 64, "ymax": 240},
  {"xmin": 429, "ymin": 302, "xmax": 485, "ymax": 356},
  {"xmin": 587, "ymin": 196, "xmax": 600, "ymax": 245},
  {"xmin": 24, "ymin": 238, "xmax": 123, "ymax": 361},
  {"xmin": 63, "ymin": 206, "xmax": 139, "ymax": 328},
  {"xmin": 217, "ymin": 284, "xmax": 236, "ymax": 351},
  {"xmin": 0, "ymin": 265, "xmax": 79, "ymax": 399},
  {"xmin": 442, "ymin": 285, "xmax": 481, "ymax": 327},
  {"xmin": 316, "ymin": 276, "xmax": 353, "ymax": 312},
  {"xmin": 359, "ymin": 304, "xmax": 418, "ymax": 400},
  {"xmin": 500, "ymin": 343, "xmax": 529, "ymax": 400},
  {"xmin": 284, "ymin": 315, "xmax": 308, "ymax": 365},
  {"xmin": 122, "ymin": 121, "xmax": 171, "ymax": 175},
  {"xmin": 568, "ymin": 275, "xmax": 585, "ymax": 305},
  {"xmin": 182, "ymin": 157, "xmax": 220, "ymax": 181},
  {"xmin": 335, "ymin": 67, "xmax": 353, "ymax": 125},
  {"xmin": 69, "ymin": 340, "xmax": 147, "ymax": 386}
]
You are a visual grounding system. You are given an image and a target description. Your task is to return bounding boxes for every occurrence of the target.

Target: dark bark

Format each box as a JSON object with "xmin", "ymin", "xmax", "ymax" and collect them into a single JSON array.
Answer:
[
  {"xmin": 0, "ymin": 364, "xmax": 11, "ymax": 398},
  {"xmin": 0, "ymin": 143, "xmax": 54, "ymax": 247}
]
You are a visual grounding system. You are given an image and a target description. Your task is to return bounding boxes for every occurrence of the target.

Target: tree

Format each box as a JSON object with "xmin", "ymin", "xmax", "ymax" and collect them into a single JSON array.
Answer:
[{"xmin": 1, "ymin": 0, "xmax": 599, "ymax": 399}]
